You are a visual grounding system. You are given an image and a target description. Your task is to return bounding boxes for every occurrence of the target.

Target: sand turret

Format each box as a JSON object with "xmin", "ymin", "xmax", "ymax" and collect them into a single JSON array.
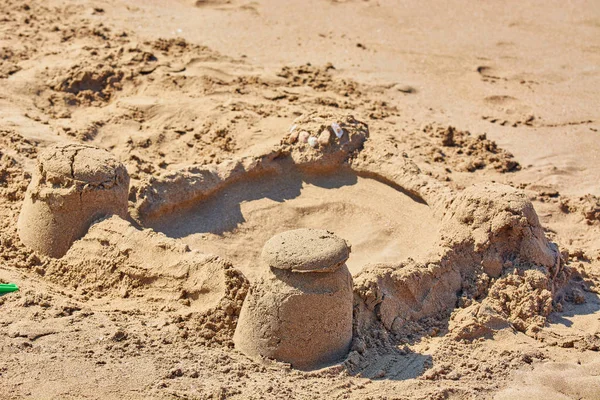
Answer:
[
  {"xmin": 17, "ymin": 143, "xmax": 130, "ymax": 258},
  {"xmin": 233, "ymin": 229, "xmax": 353, "ymax": 370}
]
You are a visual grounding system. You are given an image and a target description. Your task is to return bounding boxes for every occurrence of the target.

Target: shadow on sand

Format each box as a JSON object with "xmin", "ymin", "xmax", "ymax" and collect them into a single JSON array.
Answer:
[{"xmin": 147, "ymin": 168, "xmax": 359, "ymax": 237}]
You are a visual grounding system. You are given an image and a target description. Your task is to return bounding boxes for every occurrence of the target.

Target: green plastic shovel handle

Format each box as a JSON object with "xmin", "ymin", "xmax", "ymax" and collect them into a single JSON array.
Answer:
[{"xmin": 0, "ymin": 283, "xmax": 19, "ymax": 293}]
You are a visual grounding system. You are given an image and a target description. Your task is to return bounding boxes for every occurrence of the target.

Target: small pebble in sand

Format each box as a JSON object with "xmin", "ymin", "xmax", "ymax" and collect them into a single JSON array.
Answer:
[
  {"xmin": 318, "ymin": 129, "xmax": 331, "ymax": 146},
  {"xmin": 298, "ymin": 131, "xmax": 310, "ymax": 143},
  {"xmin": 308, "ymin": 136, "xmax": 318, "ymax": 148},
  {"xmin": 287, "ymin": 130, "xmax": 299, "ymax": 144},
  {"xmin": 331, "ymin": 122, "xmax": 344, "ymax": 138}
]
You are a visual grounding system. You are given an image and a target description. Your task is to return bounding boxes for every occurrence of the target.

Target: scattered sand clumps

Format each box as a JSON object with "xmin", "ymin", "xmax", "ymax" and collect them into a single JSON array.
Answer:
[
  {"xmin": 17, "ymin": 143, "xmax": 129, "ymax": 258},
  {"xmin": 234, "ymin": 229, "xmax": 354, "ymax": 370},
  {"xmin": 425, "ymin": 125, "xmax": 521, "ymax": 173},
  {"xmin": 48, "ymin": 64, "xmax": 126, "ymax": 106},
  {"xmin": 560, "ymin": 193, "xmax": 600, "ymax": 225}
]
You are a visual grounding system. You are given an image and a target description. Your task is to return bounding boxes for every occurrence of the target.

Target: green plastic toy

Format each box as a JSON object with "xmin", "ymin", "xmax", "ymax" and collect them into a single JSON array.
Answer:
[{"xmin": 0, "ymin": 283, "xmax": 19, "ymax": 294}]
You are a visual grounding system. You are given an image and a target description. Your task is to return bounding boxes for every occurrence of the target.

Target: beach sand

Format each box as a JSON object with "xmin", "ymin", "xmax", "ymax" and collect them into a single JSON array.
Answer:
[{"xmin": 0, "ymin": 0, "xmax": 599, "ymax": 398}]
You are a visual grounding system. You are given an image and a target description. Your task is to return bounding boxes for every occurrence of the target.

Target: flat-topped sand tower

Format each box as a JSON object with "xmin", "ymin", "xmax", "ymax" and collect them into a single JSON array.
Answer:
[
  {"xmin": 18, "ymin": 144, "xmax": 130, "ymax": 258},
  {"xmin": 234, "ymin": 229, "xmax": 354, "ymax": 370}
]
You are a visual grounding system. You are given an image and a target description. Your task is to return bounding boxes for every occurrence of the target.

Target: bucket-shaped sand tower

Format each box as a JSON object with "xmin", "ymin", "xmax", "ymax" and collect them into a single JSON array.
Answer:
[
  {"xmin": 234, "ymin": 228, "xmax": 353, "ymax": 370},
  {"xmin": 18, "ymin": 143, "xmax": 129, "ymax": 258}
]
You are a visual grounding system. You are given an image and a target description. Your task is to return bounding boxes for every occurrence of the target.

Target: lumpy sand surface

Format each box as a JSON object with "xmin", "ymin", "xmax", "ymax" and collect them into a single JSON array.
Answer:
[{"xmin": 148, "ymin": 169, "xmax": 440, "ymax": 279}]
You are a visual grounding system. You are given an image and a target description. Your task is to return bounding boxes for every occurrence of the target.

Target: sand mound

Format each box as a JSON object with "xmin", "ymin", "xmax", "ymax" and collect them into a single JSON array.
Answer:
[
  {"xmin": 46, "ymin": 215, "xmax": 248, "ymax": 345},
  {"xmin": 354, "ymin": 183, "xmax": 568, "ymax": 342}
]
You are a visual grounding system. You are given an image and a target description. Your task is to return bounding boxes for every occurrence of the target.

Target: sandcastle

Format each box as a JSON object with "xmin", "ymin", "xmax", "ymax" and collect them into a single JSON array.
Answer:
[
  {"xmin": 124, "ymin": 111, "xmax": 567, "ymax": 342},
  {"xmin": 17, "ymin": 143, "xmax": 129, "ymax": 258},
  {"xmin": 233, "ymin": 229, "xmax": 354, "ymax": 370},
  {"xmin": 16, "ymin": 112, "xmax": 570, "ymax": 373}
]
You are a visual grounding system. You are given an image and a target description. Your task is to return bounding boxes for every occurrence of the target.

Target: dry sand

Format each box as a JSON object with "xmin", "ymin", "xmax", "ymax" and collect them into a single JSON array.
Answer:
[
  {"xmin": 1, "ymin": 0, "xmax": 600, "ymax": 399},
  {"xmin": 147, "ymin": 168, "xmax": 439, "ymax": 278}
]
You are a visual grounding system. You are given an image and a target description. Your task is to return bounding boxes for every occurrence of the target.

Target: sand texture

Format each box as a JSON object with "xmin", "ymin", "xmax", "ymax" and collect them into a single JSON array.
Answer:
[{"xmin": 1, "ymin": 0, "xmax": 600, "ymax": 399}]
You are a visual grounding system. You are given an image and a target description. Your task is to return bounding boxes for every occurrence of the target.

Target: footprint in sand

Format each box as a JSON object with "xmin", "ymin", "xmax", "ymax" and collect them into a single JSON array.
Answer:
[
  {"xmin": 194, "ymin": 0, "xmax": 231, "ymax": 6},
  {"xmin": 477, "ymin": 65, "xmax": 505, "ymax": 82},
  {"xmin": 194, "ymin": 0, "xmax": 259, "ymax": 14},
  {"xmin": 482, "ymin": 95, "xmax": 534, "ymax": 127}
]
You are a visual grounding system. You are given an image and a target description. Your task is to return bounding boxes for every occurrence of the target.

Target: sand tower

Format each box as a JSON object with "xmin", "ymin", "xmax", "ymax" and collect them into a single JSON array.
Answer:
[
  {"xmin": 18, "ymin": 143, "xmax": 129, "ymax": 258},
  {"xmin": 234, "ymin": 228, "xmax": 353, "ymax": 370}
]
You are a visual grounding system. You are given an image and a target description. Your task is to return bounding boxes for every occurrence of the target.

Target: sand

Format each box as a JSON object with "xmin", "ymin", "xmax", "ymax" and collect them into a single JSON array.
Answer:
[
  {"xmin": 1, "ymin": 0, "xmax": 600, "ymax": 399},
  {"xmin": 18, "ymin": 143, "xmax": 130, "ymax": 258},
  {"xmin": 146, "ymin": 168, "xmax": 439, "ymax": 278},
  {"xmin": 234, "ymin": 228, "xmax": 354, "ymax": 370}
]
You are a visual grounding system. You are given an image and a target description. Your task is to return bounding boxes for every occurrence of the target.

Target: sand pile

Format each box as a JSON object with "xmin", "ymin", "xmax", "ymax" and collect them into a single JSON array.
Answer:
[
  {"xmin": 48, "ymin": 215, "xmax": 248, "ymax": 345},
  {"xmin": 353, "ymin": 183, "xmax": 567, "ymax": 342}
]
